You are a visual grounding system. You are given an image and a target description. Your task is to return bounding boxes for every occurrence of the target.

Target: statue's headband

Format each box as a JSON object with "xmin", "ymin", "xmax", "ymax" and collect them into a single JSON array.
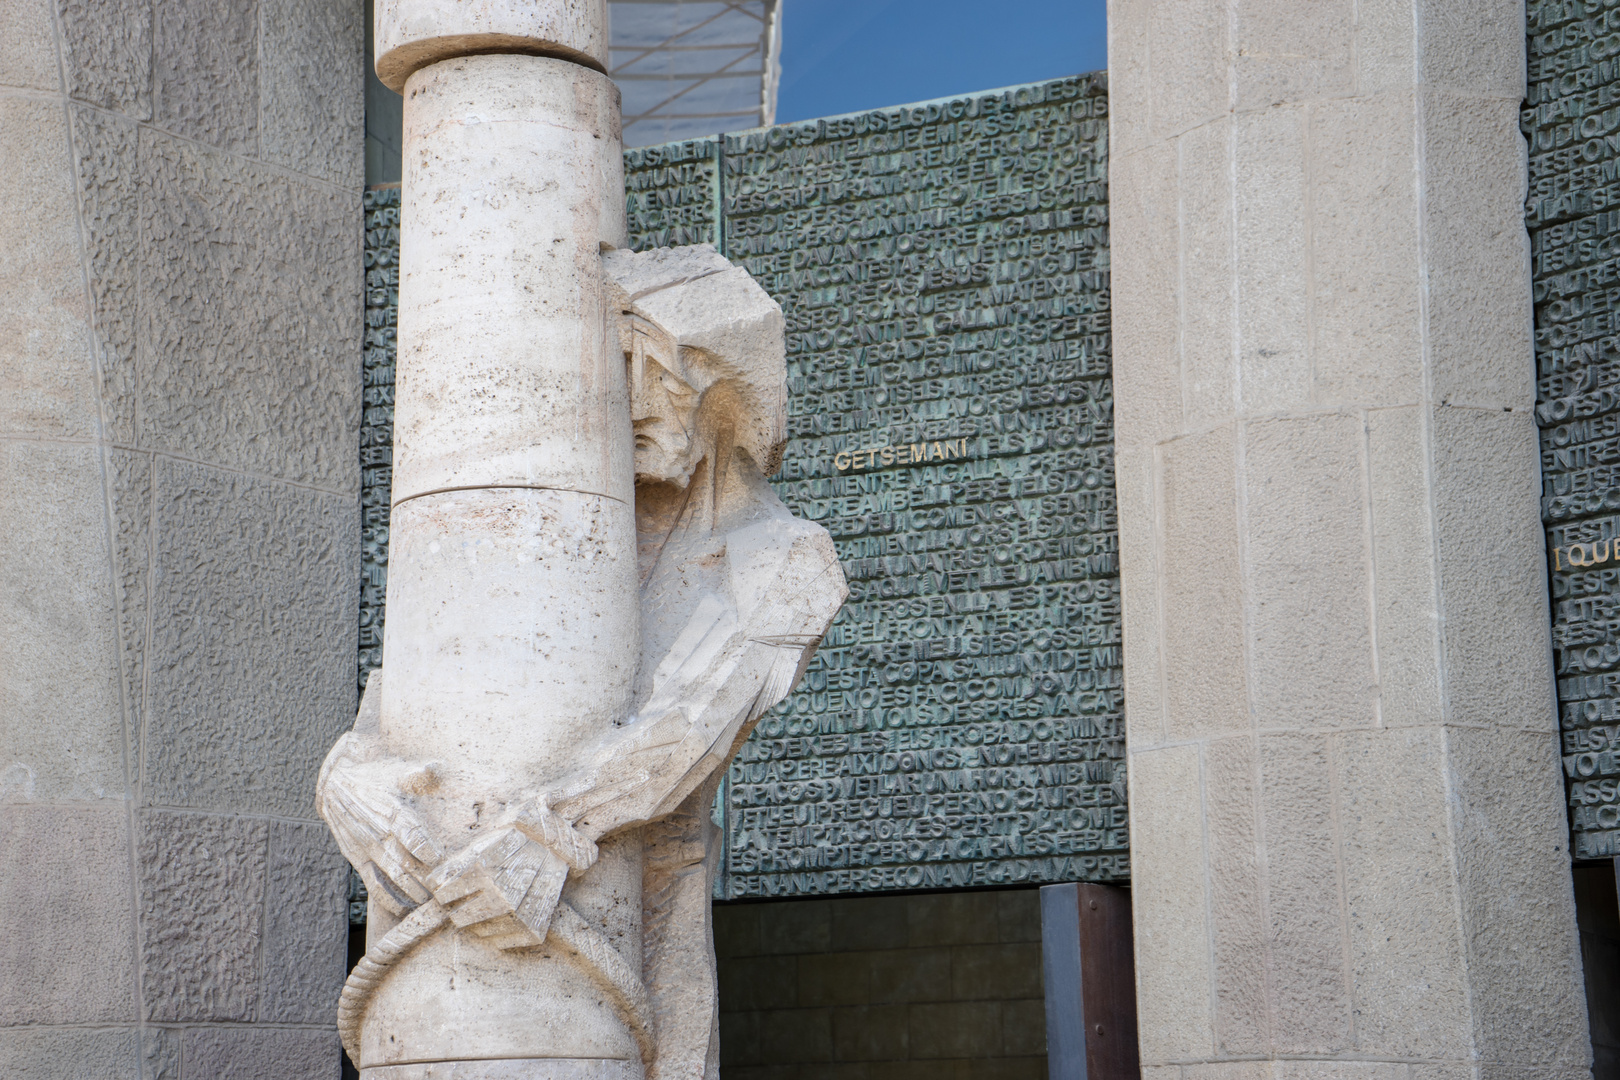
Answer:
[{"xmin": 604, "ymin": 245, "xmax": 788, "ymax": 475}]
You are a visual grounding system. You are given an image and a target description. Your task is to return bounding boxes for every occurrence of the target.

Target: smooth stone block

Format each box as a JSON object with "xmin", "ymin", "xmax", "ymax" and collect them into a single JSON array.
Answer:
[
  {"xmin": 1158, "ymin": 425, "xmax": 1248, "ymax": 742},
  {"xmin": 393, "ymin": 54, "xmax": 629, "ymax": 502},
  {"xmin": 0, "ymin": 0, "xmax": 59, "ymax": 92},
  {"xmin": 0, "ymin": 97, "xmax": 97, "ymax": 440},
  {"xmin": 0, "ymin": 440, "xmax": 125, "ymax": 805},
  {"xmin": 1242, "ymin": 413, "xmax": 1376, "ymax": 730},
  {"xmin": 0, "ymin": 806, "xmax": 136, "ymax": 1025},
  {"xmin": 381, "ymin": 486, "xmax": 638, "ymax": 790},
  {"xmin": 0, "ymin": 1027, "xmax": 143, "ymax": 1080}
]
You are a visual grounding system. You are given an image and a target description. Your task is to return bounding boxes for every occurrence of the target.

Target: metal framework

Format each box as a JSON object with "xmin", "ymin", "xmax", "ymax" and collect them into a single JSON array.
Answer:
[{"xmin": 608, "ymin": 0, "xmax": 782, "ymax": 147}]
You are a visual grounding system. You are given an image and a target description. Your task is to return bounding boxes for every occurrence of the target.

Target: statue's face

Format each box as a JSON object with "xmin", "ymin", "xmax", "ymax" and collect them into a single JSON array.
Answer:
[{"xmin": 630, "ymin": 328, "xmax": 703, "ymax": 486}]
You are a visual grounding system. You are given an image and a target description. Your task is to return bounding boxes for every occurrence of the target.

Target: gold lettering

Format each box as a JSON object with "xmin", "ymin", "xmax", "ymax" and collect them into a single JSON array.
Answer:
[{"xmin": 822, "ymin": 435, "xmax": 976, "ymax": 473}]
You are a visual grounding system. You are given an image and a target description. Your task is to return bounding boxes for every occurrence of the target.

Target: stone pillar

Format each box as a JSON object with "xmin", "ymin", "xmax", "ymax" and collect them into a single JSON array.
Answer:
[
  {"xmin": 359, "ymin": 2, "xmax": 643, "ymax": 1075},
  {"xmin": 1108, "ymin": 3, "xmax": 1591, "ymax": 1077},
  {"xmin": 0, "ymin": 0, "xmax": 363, "ymax": 1077}
]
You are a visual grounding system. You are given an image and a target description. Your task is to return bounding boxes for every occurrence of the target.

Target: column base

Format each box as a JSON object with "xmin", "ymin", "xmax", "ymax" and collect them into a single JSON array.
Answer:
[{"xmin": 363, "ymin": 1060, "xmax": 641, "ymax": 1080}]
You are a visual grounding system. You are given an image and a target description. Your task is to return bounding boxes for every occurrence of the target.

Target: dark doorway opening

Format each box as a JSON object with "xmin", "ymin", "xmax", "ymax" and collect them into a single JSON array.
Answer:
[{"xmin": 715, "ymin": 889, "xmax": 1048, "ymax": 1079}]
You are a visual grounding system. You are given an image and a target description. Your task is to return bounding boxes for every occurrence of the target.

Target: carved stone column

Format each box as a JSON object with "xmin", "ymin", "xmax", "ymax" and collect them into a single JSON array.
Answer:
[
  {"xmin": 321, "ymin": 5, "xmax": 846, "ymax": 1078},
  {"xmin": 361, "ymin": 1, "xmax": 641, "ymax": 1074},
  {"xmin": 1108, "ymin": 2, "xmax": 1590, "ymax": 1077}
]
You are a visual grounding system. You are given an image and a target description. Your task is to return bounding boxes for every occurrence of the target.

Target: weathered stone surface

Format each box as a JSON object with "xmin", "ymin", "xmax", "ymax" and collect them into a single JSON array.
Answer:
[
  {"xmin": 1159, "ymin": 425, "xmax": 1246, "ymax": 743},
  {"xmin": 144, "ymin": 458, "xmax": 356, "ymax": 816},
  {"xmin": 0, "ymin": 1027, "xmax": 143, "ymax": 1080},
  {"xmin": 1230, "ymin": 0, "xmax": 1354, "ymax": 111},
  {"xmin": 1112, "ymin": 0, "xmax": 1583, "ymax": 1074},
  {"xmin": 70, "ymin": 104, "xmax": 140, "ymax": 446},
  {"xmin": 0, "ymin": 440, "xmax": 125, "ymax": 804},
  {"xmin": 137, "ymin": 809, "xmax": 268, "ymax": 1022},
  {"xmin": 0, "ymin": 805, "xmax": 136, "ymax": 1025},
  {"xmin": 0, "ymin": 96, "xmax": 97, "ymax": 439},
  {"xmin": 1309, "ymin": 92, "xmax": 1422, "ymax": 407},
  {"xmin": 151, "ymin": 0, "xmax": 258, "ymax": 153},
  {"xmin": 1363, "ymin": 407, "xmax": 1441, "ymax": 729},
  {"xmin": 1432, "ymin": 407, "xmax": 1551, "ymax": 730},
  {"xmin": 260, "ymin": 819, "xmax": 349, "ymax": 1023},
  {"xmin": 1243, "ymin": 414, "xmax": 1375, "ymax": 730},
  {"xmin": 1335, "ymin": 727, "xmax": 1470, "ymax": 1059},
  {"xmin": 1424, "ymin": 94, "xmax": 1532, "ymax": 409},
  {"xmin": 1203, "ymin": 735, "xmax": 1265, "ymax": 1056},
  {"xmin": 144, "ymin": 1027, "xmax": 181, "ymax": 1080},
  {"xmin": 183, "ymin": 1026, "xmax": 341, "ymax": 1080},
  {"xmin": 262, "ymin": 0, "xmax": 364, "ymax": 188},
  {"xmin": 1126, "ymin": 744, "xmax": 1214, "ymax": 1063},
  {"xmin": 1232, "ymin": 107, "xmax": 1309, "ymax": 413},
  {"xmin": 0, "ymin": 0, "xmax": 60, "ymax": 92},
  {"xmin": 57, "ymin": 0, "xmax": 151, "ymax": 117},
  {"xmin": 1449, "ymin": 727, "xmax": 1588, "ymax": 1068},
  {"xmin": 137, "ymin": 129, "xmax": 361, "ymax": 490},
  {"xmin": 108, "ymin": 448, "xmax": 151, "ymax": 766}
]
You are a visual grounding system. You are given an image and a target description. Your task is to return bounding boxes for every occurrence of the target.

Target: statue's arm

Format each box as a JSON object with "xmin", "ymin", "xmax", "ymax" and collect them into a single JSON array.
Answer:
[{"xmin": 553, "ymin": 524, "xmax": 846, "ymax": 838}]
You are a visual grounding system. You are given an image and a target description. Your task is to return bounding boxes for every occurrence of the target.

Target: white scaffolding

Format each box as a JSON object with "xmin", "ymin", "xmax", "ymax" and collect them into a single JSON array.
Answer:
[{"xmin": 608, "ymin": 0, "xmax": 783, "ymax": 147}]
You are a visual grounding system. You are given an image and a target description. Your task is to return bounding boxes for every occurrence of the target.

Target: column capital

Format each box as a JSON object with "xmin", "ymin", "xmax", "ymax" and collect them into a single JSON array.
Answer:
[{"xmin": 374, "ymin": 0, "xmax": 608, "ymax": 92}]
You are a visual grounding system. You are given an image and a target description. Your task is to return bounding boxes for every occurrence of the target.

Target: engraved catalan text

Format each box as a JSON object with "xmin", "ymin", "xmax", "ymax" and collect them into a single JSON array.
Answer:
[
  {"xmin": 1528, "ymin": 1, "xmax": 1620, "ymax": 859},
  {"xmin": 620, "ymin": 74, "xmax": 1123, "ymax": 900},
  {"xmin": 625, "ymin": 138, "xmax": 719, "ymax": 251},
  {"xmin": 359, "ymin": 187, "xmax": 398, "ymax": 693}
]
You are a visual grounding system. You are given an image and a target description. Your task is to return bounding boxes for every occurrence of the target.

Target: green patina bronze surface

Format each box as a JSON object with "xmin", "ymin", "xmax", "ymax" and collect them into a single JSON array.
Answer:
[
  {"xmin": 1525, "ymin": 2, "xmax": 1620, "ymax": 861},
  {"xmin": 628, "ymin": 75, "xmax": 1126, "ymax": 898}
]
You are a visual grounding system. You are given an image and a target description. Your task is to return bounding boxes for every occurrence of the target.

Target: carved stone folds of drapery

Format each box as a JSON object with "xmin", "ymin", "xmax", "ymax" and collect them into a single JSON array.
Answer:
[{"xmin": 318, "ymin": 244, "xmax": 846, "ymax": 1076}]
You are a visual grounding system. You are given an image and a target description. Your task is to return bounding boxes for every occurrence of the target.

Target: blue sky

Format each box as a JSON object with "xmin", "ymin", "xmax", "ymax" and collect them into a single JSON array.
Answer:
[{"xmin": 775, "ymin": 0, "xmax": 1109, "ymax": 123}]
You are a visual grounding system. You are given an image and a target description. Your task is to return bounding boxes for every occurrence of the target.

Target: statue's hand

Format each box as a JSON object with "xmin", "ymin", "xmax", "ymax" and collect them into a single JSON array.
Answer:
[
  {"xmin": 422, "ymin": 794, "xmax": 598, "ymax": 950},
  {"xmin": 316, "ymin": 732, "xmax": 445, "ymax": 916}
]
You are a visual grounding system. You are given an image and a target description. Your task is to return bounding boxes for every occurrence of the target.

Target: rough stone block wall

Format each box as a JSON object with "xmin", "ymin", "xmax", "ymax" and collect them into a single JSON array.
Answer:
[
  {"xmin": 0, "ymin": 0, "xmax": 363, "ymax": 1076},
  {"xmin": 715, "ymin": 889, "xmax": 1047, "ymax": 1079}
]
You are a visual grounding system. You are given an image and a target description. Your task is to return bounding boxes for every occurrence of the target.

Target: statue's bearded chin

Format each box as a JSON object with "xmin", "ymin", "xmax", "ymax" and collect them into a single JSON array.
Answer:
[{"xmin": 634, "ymin": 424, "xmax": 704, "ymax": 487}]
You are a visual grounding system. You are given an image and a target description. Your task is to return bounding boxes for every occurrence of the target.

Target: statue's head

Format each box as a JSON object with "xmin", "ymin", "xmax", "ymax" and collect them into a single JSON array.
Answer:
[{"xmin": 604, "ymin": 245, "xmax": 787, "ymax": 489}]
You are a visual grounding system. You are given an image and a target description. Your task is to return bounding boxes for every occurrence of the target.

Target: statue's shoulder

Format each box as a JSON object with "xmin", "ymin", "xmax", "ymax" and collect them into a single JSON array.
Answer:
[{"xmin": 727, "ymin": 492, "xmax": 837, "ymax": 571}]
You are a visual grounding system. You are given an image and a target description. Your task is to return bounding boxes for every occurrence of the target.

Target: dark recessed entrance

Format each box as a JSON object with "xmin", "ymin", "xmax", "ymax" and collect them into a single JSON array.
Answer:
[{"xmin": 715, "ymin": 889, "xmax": 1048, "ymax": 1079}]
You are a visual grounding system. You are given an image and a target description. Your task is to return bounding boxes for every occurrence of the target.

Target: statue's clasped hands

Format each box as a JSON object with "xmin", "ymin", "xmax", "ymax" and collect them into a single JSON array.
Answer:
[{"xmin": 318, "ymin": 730, "xmax": 602, "ymax": 950}]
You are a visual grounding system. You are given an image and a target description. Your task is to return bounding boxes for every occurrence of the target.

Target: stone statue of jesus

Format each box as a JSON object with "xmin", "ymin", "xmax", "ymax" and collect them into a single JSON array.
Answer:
[{"xmin": 318, "ymin": 244, "xmax": 846, "ymax": 1079}]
